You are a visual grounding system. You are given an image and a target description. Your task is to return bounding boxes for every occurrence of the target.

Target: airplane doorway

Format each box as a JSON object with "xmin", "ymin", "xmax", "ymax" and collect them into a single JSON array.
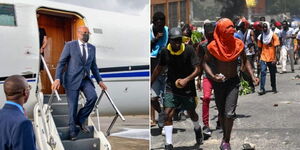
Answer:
[{"xmin": 37, "ymin": 8, "xmax": 85, "ymax": 94}]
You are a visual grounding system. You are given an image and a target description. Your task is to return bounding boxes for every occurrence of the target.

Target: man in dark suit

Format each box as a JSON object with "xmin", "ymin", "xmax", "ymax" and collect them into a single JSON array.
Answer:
[
  {"xmin": 0, "ymin": 75, "xmax": 36, "ymax": 150},
  {"xmin": 52, "ymin": 26, "xmax": 107, "ymax": 140}
]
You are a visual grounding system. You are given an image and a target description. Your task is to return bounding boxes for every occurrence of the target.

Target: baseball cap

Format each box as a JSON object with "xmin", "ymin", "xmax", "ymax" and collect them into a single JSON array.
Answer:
[{"xmin": 169, "ymin": 27, "xmax": 182, "ymax": 39}]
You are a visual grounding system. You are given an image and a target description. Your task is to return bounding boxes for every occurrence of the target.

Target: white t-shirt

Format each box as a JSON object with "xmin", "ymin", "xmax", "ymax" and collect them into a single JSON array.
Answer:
[
  {"xmin": 274, "ymin": 28, "xmax": 281, "ymax": 36},
  {"xmin": 236, "ymin": 29, "xmax": 255, "ymax": 55},
  {"xmin": 278, "ymin": 28, "xmax": 294, "ymax": 50}
]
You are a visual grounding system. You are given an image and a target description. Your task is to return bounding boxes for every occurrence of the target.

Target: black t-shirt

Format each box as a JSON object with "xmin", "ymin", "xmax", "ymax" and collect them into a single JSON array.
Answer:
[
  {"xmin": 39, "ymin": 28, "xmax": 46, "ymax": 48},
  {"xmin": 159, "ymin": 45, "xmax": 200, "ymax": 97}
]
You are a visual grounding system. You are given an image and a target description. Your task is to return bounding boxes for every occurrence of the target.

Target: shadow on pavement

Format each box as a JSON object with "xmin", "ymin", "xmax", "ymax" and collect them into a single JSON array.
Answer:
[
  {"xmin": 173, "ymin": 144, "xmax": 203, "ymax": 150},
  {"xmin": 236, "ymin": 114, "xmax": 251, "ymax": 118}
]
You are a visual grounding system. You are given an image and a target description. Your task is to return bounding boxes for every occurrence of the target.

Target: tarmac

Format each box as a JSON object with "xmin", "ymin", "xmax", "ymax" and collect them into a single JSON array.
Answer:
[
  {"xmin": 93, "ymin": 115, "xmax": 149, "ymax": 150},
  {"xmin": 151, "ymin": 64, "xmax": 300, "ymax": 150}
]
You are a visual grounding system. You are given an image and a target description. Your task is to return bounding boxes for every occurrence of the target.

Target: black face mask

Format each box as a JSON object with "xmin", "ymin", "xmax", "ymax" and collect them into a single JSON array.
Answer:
[{"xmin": 82, "ymin": 34, "xmax": 89, "ymax": 43}]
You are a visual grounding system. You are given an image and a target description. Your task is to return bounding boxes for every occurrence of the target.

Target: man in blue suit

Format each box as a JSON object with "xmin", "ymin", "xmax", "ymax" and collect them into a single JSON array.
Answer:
[
  {"xmin": 0, "ymin": 75, "xmax": 36, "ymax": 150},
  {"xmin": 52, "ymin": 26, "xmax": 107, "ymax": 140}
]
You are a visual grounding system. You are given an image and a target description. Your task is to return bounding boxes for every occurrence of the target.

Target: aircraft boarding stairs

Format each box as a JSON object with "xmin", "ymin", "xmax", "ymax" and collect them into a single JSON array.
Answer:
[{"xmin": 33, "ymin": 56, "xmax": 125, "ymax": 150}]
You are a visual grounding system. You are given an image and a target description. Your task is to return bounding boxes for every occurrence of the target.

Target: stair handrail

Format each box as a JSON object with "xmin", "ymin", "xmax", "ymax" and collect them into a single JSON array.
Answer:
[
  {"xmin": 39, "ymin": 55, "xmax": 60, "ymax": 149},
  {"xmin": 40, "ymin": 55, "xmax": 61, "ymax": 114},
  {"xmin": 93, "ymin": 90, "xmax": 125, "ymax": 136},
  {"xmin": 37, "ymin": 92, "xmax": 50, "ymax": 145}
]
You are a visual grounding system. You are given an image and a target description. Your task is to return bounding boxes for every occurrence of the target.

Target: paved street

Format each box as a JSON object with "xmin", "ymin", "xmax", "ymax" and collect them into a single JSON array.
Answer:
[{"xmin": 151, "ymin": 64, "xmax": 300, "ymax": 150}]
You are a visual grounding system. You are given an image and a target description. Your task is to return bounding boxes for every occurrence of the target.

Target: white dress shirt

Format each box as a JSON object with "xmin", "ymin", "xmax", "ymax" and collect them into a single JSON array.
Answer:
[{"xmin": 78, "ymin": 40, "xmax": 88, "ymax": 60}]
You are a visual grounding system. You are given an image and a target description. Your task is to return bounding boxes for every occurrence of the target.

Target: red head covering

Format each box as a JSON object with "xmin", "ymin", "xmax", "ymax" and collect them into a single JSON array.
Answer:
[
  {"xmin": 253, "ymin": 21, "xmax": 261, "ymax": 30},
  {"xmin": 275, "ymin": 21, "xmax": 282, "ymax": 27},
  {"xmin": 207, "ymin": 18, "xmax": 244, "ymax": 62}
]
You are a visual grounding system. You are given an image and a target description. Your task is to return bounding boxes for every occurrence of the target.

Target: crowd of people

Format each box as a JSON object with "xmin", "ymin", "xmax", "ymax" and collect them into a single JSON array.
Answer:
[{"xmin": 150, "ymin": 11, "xmax": 300, "ymax": 150}]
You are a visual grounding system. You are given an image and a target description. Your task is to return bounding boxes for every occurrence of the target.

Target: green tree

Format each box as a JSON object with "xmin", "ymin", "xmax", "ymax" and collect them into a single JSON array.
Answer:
[{"xmin": 266, "ymin": 0, "xmax": 300, "ymax": 16}]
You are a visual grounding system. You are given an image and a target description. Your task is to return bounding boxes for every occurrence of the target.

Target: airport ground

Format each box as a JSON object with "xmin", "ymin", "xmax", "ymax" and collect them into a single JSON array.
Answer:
[
  {"xmin": 94, "ymin": 115, "xmax": 149, "ymax": 150},
  {"xmin": 151, "ymin": 64, "xmax": 300, "ymax": 150}
]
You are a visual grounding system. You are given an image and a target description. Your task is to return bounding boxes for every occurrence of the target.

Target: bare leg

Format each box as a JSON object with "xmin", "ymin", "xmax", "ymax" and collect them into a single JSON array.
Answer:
[
  {"xmin": 151, "ymin": 97, "xmax": 162, "ymax": 113},
  {"xmin": 164, "ymin": 107, "xmax": 175, "ymax": 125},
  {"xmin": 150, "ymin": 106, "xmax": 156, "ymax": 125},
  {"xmin": 187, "ymin": 109, "xmax": 199, "ymax": 122}
]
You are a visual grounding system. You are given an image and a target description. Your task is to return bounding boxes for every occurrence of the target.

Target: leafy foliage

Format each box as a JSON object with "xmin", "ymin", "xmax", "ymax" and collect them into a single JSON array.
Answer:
[
  {"xmin": 239, "ymin": 78, "xmax": 252, "ymax": 95},
  {"xmin": 266, "ymin": 0, "xmax": 300, "ymax": 16},
  {"xmin": 191, "ymin": 30, "xmax": 204, "ymax": 44}
]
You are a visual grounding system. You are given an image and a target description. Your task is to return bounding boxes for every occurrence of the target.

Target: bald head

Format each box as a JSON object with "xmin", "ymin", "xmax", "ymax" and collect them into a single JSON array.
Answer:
[
  {"xmin": 77, "ymin": 26, "xmax": 89, "ymax": 32},
  {"xmin": 77, "ymin": 26, "xmax": 90, "ymax": 43},
  {"xmin": 4, "ymin": 75, "xmax": 29, "ymax": 104}
]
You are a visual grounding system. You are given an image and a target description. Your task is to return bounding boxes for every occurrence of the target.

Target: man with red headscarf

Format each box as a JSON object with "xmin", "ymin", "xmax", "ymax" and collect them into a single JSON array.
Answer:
[{"xmin": 203, "ymin": 18, "xmax": 259, "ymax": 150}]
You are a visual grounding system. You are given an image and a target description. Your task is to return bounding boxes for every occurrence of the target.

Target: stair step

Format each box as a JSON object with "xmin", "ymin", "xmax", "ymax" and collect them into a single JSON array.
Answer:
[
  {"xmin": 43, "ymin": 94, "xmax": 68, "ymax": 104},
  {"xmin": 62, "ymin": 138, "xmax": 100, "ymax": 150},
  {"xmin": 53, "ymin": 115, "xmax": 88, "ymax": 128},
  {"xmin": 51, "ymin": 104, "xmax": 69, "ymax": 115},
  {"xmin": 53, "ymin": 115, "xmax": 69, "ymax": 127},
  {"xmin": 51, "ymin": 104, "xmax": 83, "ymax": 116},
  {"xmin": 57, "ymin": 126, "xmax": 94, "ymax": 140}
]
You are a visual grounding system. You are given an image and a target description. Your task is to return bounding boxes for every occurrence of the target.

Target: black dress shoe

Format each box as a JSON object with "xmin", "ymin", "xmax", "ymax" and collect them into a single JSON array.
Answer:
[
  {"xmin": 272, "ymin": 88, "xmax": 278, "ymax": 94},
  {"xmin": 70, "ymin": 133, "xmax": 77, "ymax": 141},
  {"xmin": 79, "ymin": 124, "xmax": 91, "ymax": 133}
]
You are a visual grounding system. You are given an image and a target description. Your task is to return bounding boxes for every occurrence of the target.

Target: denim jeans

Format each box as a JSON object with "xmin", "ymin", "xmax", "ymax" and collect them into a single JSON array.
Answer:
[{"xmin": 260, "ymin": 60, "xmax": 277, "ymax": 91}]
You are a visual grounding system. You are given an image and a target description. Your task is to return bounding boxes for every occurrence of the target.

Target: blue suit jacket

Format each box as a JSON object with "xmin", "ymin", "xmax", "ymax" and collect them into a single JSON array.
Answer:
[
  {"xmin": 55, "ymin": 40, "xmax": 102, "ymax": 90},
  {"xmin": 0, "ymin": 104, "xmax": 36, "ymax": 150}
]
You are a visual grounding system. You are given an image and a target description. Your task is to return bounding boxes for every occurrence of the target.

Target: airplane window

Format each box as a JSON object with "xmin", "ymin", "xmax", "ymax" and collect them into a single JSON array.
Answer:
[{"xmin": 0, "ymin": 4, "xmax": 16, "ymax": 26}]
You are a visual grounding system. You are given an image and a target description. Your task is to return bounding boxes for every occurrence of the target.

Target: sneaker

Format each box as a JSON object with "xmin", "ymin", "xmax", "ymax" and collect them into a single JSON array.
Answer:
[
  {"xmin": 203, "ymin": 126, "xmax": 212, "ymax": 139},
  {"xmin": 220, "ymin": 141, "xmax": 231, "ymax": 150},
  {"xmin": 179, "ymin": 111, "xmax": 187, "ymax": 121},
  {"xmin": 295, "ymin": 75, "xmax": 300, "ymax": 79},
  {"xmin": 258, "ymin": 89, "xmax": 266, "ymax": 95},
  {"xmin": 194, "ymin": 127, "xmax": 203, "ymax": 144},
  {"xmin": 165, "ymin": 144, "xmax": 173, "ymax": 150},
  {"xmin": 158, "ymin": 112, "xmax": 165, "ymax": 128}
]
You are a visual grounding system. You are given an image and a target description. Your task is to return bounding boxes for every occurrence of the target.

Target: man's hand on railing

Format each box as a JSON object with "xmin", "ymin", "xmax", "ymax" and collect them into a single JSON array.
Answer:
[
  {"xmin": 52, "ymin": 79, "xmax": 61, "ymax": 90},
  {"xmin": 98, "ymin": 81, "xmax": 107, "ymax": 90}
]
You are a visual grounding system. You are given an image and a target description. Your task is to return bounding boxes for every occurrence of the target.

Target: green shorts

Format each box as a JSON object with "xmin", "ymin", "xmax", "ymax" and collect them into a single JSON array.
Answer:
[{"xmin": 164, "ymin": 92, "xmax": 197, "ymax": 110}]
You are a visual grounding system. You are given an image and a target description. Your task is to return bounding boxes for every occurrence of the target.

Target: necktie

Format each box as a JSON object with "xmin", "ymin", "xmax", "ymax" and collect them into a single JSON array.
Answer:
[{"xmin": 82, "ymin": 44, "xmax": 87, "ymax": 64}]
